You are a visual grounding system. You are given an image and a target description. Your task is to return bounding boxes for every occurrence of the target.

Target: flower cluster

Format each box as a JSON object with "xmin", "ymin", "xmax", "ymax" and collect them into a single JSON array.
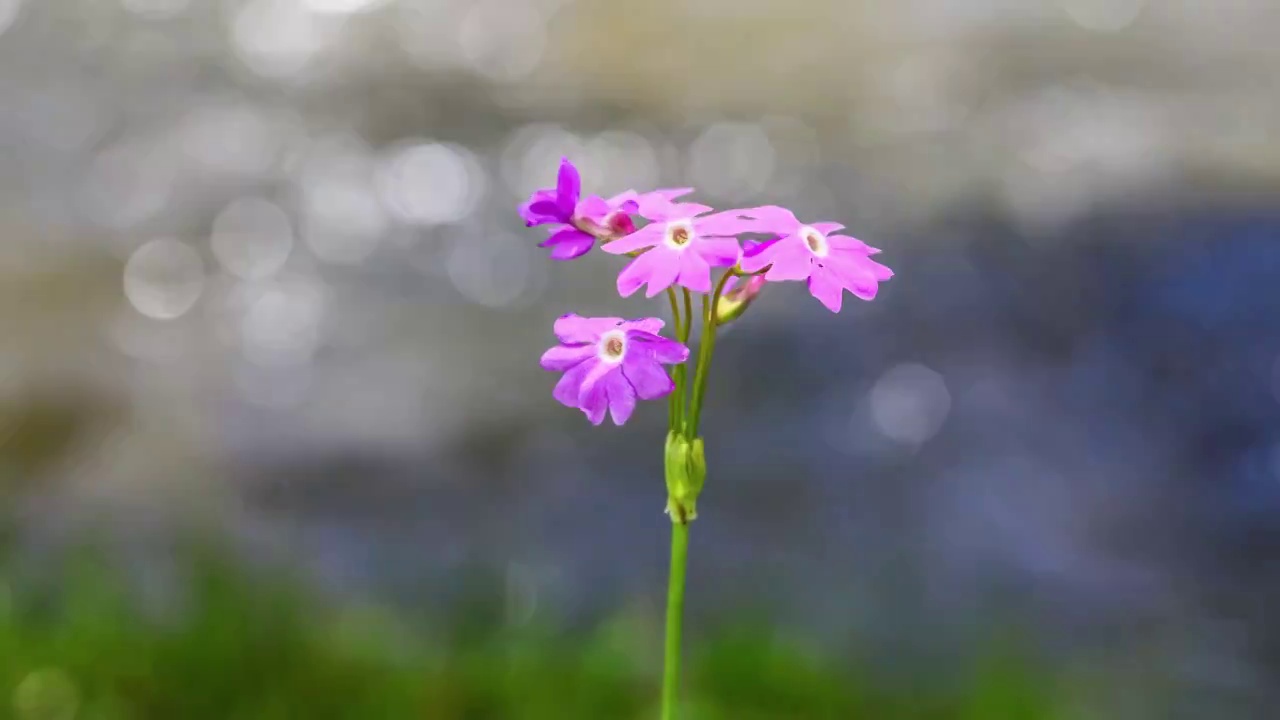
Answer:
[
  {"xmin": 521, "ymin": 155, "xmax": 894, "ymax": 716},
  {"xmin": 528, "ymin": 157, "xmax": 892, "ymax": 427}
]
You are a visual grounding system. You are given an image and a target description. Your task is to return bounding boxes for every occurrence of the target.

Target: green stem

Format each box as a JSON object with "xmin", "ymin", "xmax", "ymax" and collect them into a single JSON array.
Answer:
[
  {"xmin": 673, "ymin": 289, "xmax": 695, "ymax": 433},
  {"xmin": 665, "ymin": 284, "xmax": 706, "ymax": 712},
  {"xmin": 665, "ymin": 289, "xmax": 684, "ymax": 425},
  {"xmin": 686, "ymin": 272, "xmax": 734, "ymax": 437},
  {"xmin": 661, "ymin": 519, "xmax": 690, "ymax": 720},
  {"xmin": 681, "ymin": 289, "xmax": 693, "ymax": 340}
]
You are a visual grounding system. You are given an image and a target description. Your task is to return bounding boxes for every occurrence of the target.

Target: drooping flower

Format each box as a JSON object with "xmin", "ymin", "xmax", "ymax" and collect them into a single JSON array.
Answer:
[
  {"xmin": 540, "ymin": 314, "xmax": 690, "ymax": 426},
  {"xmin": 602, "ymin": 198, "xmax": 764, "ymax": 297},
  {"xmin": 518, "ymin": 158, "xmax": 640, "ymax": 260},
  {"xmin": 736, "ymin": 206, "xmax": 893, "ymax": 312}
]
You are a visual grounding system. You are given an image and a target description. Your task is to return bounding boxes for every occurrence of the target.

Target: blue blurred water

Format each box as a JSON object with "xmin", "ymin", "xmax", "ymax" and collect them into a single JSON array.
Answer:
[{"xmin": 212, "ymin": 205, "xmax": 1280, "ymax": 682}]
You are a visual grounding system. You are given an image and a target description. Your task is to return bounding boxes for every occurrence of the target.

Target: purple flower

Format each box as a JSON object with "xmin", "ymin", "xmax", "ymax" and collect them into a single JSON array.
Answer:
[
  {"xmin": 540, "ymin": 314, "xmax": 690, "ymax": 426},
  {"xmin": 602, "ymin": 199, "xmax": 762, "ymax": 297},
  {"xmin": 736, "ymin": 206, "xmax": 893, "ymax": 312},
  {"xmin": 518, "ymin": 158, "xmax": 638, "ymax": 261}
]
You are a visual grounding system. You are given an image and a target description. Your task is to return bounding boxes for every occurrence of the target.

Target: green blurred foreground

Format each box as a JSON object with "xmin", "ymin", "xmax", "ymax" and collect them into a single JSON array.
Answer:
[{"xmin": 0, "ymin": 544, "xmax": 1118, "ymax": 720}]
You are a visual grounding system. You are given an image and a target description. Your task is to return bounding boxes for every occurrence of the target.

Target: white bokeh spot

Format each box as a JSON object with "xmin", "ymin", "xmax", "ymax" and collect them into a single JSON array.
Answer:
[
  {"xmin": 124, "ymin": 239, "xmax": 206, "ymax": 320},
  {"xmin": 376, "ymin": 142, "xmax": 486, "ymax": 226},
  {"xmin": 869, "ymin": 363, "xmax": 952, "ymax": 445},
  {"xmin": 688, "ymin": 122, "xmax": 775, "ymax": 200},
  {"xmin": 458, "ymin": 0, "xmax": 546, "ymax": 83},
  {"xmin": 210, "ymin": 197, "xmax": 295, "ymax": 280}
]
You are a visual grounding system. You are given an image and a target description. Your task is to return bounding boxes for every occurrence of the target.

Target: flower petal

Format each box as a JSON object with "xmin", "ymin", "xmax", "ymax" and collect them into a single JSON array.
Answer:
[
  {"xmin": 730, "ymin": 205, "xmax": 798, "ymax": 234},
  {"xmin": 576, "ymin": 195, "xmax": 611, "ymax": 222},
  {"xmin": 552, "ymin": 357, "xmax": 597, "ymax": 408},
  {"xmin": 629, "ymin": 189, "xmax": 690, "ymax": 218},
  {"xmin": 620, "ymin": 317, "xmax": 664, "ymax": 334},
  {"xmin": 648, "ymin": 187, "xmax": 695, "ymax": 202},
  {"xmin": 601, "ymin": 225, "xmax": 663, "ymax": 255},
  {"xmin": 629, "ymin": 332, "xmax": 691, "ymax": 364},
  {"xmin": 826, "ymin": 234, "xmax": 874, "ymax": 254},
  {"xmin": 739, "ymin": 236, "xmax": 782, "ymax": 272},
  {"xmin": 763, "ymin": 237, "xmax": 815, "ymax": 281},
  {"xmin": 693, "ymin": 210, "xmax": 769, "ymax": 237},
  {"xmin": 616, "ymin": 254, "xmax": 653, "ymax": 298},
  {"xmin": 807, "ymin": 266, "xmax": 845, "ymax": 312},
  {"xmin": 673, "ymin": 249, "xmax": 712, "ymax": 294},
  {"xmin": 604, "ymin": 371, "xmax": 637, "ymax": 425},
  {"xmin": 554, "ymin": 314, "xmax": 622, "ymax": 343},
  {"xmin": 539, "ymin": 226, "xmax": 595, "ymax": 254},
  {"xmin": 576, "ymin": 363, "xmax": 618, "ymax": 425},
  {"xmin": 812, "ymin": 221, "xmax": 845, "ymax": 235},
  {"xmin": 542, "ymin": 229, "xmax": 595, "ymax": 260},
  {"xmin": 556, "ymin": 157, "xmax": 580, "ymax": 215},
  {"xmin": 622, "ymin": 355, "xmax": 675, "ymax": 400},
  {"xmin": 607, "ymin": 189, "xmax": 638, "ymax": 206},
  {"xmin": 520, "ymin": 191, "xmax": 563, "ymax": 226},
  {"xmin": 869, "ymin": 257, "xmax": 894, "ymax": 281},
  {"xmin": 823, "ymin": 253, "xmax": 883, "ymax": 300},
  {"xmin": 644, "ymin": 249, "xmax": 683, "ymax": 297},
  {"xmin": 618, "ymin": 247, "xmax": 680, "ymax": 298},
  {"xmin": 536, "ymin": 225, "xmax": 571, "ymax": 247},
  {"xmin": 540, "ymin": 343, "xmax": 595, "ymax": 372},
  {"xmin": 639, "ymin": 199, "xmax": 714, "ymax": 222},
  {"xmin": 694, "ymin": 236, "xmax": 741, "ymax": 267}
]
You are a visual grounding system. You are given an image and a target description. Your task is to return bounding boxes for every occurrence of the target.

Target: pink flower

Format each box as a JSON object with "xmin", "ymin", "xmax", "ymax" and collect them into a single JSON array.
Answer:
[
  {"xmin": 540, "ymin": 314, "xmax": 690, "ymax": 426},
  {"xmin": 737, "ymin": 207, "xmax": 893, "ymax": 312},
  {"xmin": 602, "ymin": 198, "xmax": 760, "ymax": 297},
  {"xmin": 518, "ymin": 158, "xmax": 638, "ymax": 261},
  {"xmin": 610, "ymin": 188, "xmax": 695, "ymax": 216},
  {"xmin": 578, "ymin": 188, "xmax": 693, "ymax": 241}
]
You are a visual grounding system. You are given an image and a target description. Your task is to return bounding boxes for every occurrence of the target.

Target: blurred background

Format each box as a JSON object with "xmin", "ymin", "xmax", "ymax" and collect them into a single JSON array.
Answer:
[{"xmin": 1, "ymin": 0, "xmax": 1280, "ymax": 717}]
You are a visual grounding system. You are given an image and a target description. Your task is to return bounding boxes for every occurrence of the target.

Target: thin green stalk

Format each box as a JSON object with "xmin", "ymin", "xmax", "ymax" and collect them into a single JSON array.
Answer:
[
  {"xmin": 665, "ymin": 288, "xmax": 684, "ymax": 425},
  {"xmin": 661, "ymin": 519, "xmax": 690, "ymax": 720},
  {"xmin": 687, "ymin": 272, "xmax": 734, "ymax": 437},
  {"xmin": 673, "ymin": 289, "xmax": 695, "ymax": 433},
  {"xmin": 681, "ymin": 289, "xmax": 693, "ymax": 341}
]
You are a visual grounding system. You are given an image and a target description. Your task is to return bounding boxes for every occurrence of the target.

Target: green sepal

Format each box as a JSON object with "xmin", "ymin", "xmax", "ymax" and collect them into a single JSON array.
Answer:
[{"xmin": 664, "ymin": 432, "xmax": 706, "ymax": 524}]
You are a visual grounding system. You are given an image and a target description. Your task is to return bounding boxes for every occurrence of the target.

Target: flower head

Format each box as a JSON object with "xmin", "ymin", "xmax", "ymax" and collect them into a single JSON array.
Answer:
[
  {"xmin": 518, "ymin": 158, "xmax": 639, "ymax": 261},
  {"xmin": 736, "ymin": 206, "xmax": 893, "ymax": 312},
  {"xmin": 602, "ymin": 199, "xmax": 766, "ymax": 297},
  {"xmin": 540, "ymin": 314, "xmax": 690, "ymax": 426}
]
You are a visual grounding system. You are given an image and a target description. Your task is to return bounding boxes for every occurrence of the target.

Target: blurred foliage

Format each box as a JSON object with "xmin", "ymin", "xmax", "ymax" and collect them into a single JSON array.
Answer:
[{"xmin": 0, "ymin": 542, "xmax": 1082, "ymax": 720}]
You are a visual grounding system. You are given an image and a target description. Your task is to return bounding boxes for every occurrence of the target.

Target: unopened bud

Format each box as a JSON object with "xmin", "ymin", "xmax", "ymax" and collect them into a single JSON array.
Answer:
[
  {"xmin": 714, "ymin": 274, "xmax": 766, "ymax": 325},
  {"xmin": 664, "ymin": 432, "xmax": 706, "ymax": 524}
]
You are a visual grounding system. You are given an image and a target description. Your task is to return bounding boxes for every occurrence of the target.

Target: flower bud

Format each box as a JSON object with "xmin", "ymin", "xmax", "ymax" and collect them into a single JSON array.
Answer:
[
  {"xmin": 664, "ymin": 432, "xmax": 706, "ymax": 524},
  {"xmin": 714, "ymin": 275, "xmax": 766, "ymax": 325}
]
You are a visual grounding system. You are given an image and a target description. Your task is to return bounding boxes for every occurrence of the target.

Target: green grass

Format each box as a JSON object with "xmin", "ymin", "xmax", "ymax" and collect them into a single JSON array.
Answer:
[{"xmin": 0, "ymin": 542, "xmax": 1096, "ymax": 719}]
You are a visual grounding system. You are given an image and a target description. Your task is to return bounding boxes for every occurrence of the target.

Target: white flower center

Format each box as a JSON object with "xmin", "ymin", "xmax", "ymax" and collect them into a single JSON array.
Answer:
[
  {"xmin": 598, "ymin": 330, "xmax": 627, "ymax": 363},
  {"xmin": 800, "ymin": 226, "xmax": 828, "ymax": 257},
  {"xmin": 663, "ymin": 219, "xmax": 695, "ymax": 251}
]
